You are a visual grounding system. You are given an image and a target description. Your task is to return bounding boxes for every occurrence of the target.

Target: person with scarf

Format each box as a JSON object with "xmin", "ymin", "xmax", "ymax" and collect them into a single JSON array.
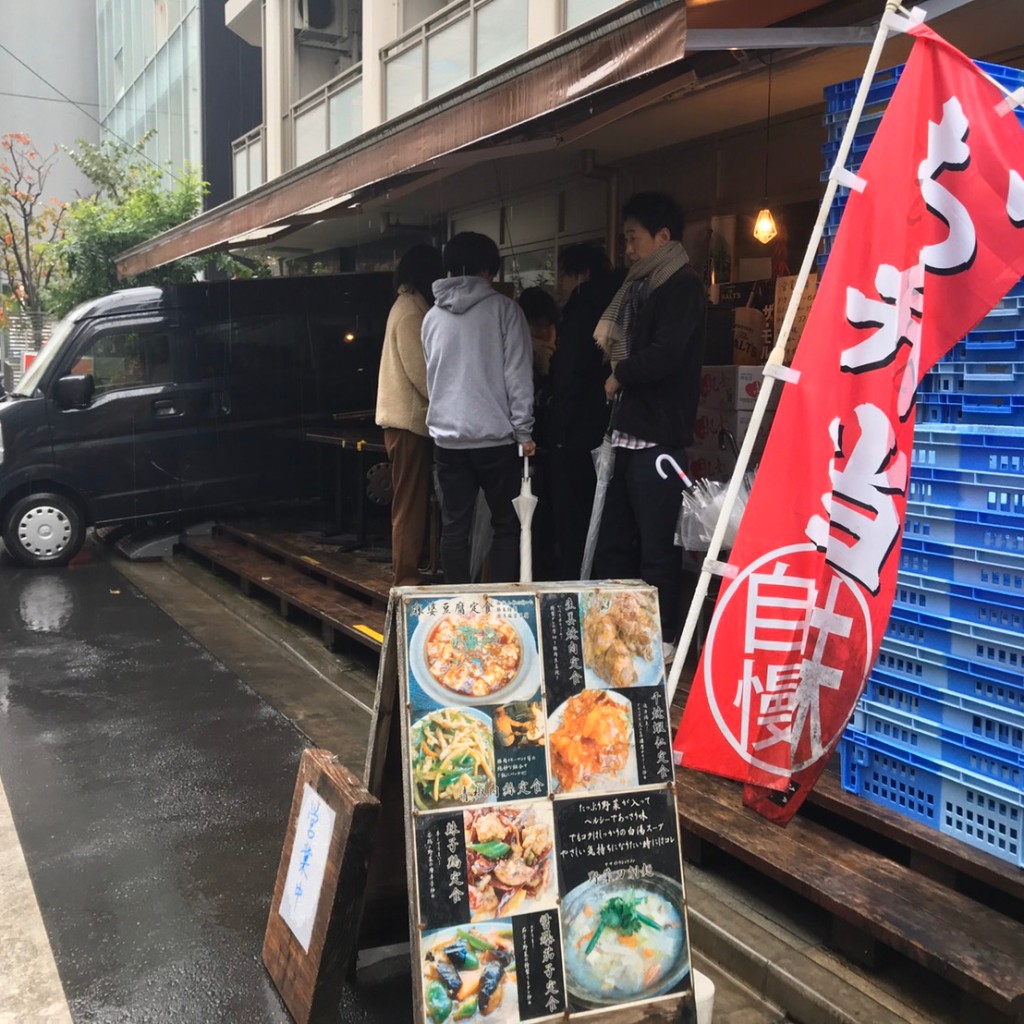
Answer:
[{"xmin": 592, "ymin": 191, "xmax": 706, "ymax": 661}]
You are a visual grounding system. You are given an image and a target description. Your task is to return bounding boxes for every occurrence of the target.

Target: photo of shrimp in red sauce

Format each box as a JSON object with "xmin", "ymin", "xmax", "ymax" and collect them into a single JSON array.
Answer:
[{"xmin": 426, "ymin": 614, "xmax": 523, "ymax": 699}]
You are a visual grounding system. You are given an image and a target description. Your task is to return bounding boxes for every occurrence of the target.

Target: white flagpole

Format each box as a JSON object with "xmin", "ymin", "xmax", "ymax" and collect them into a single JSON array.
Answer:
[{"xmin": 666, "ymin": 0, "xmax": 916, "ymax": 706}]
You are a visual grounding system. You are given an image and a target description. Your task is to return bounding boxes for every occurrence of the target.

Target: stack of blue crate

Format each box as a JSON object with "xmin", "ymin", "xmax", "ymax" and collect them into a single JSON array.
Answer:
[{"xmin": 820, "ymin": 62, "xmax": 1024, "ymax": 868}]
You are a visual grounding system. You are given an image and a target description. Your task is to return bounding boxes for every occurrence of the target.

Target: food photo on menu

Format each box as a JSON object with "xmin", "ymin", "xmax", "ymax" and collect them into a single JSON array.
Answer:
[
  {"xmin": 553, "ymin": 790, "xmax": 693, "ymax": 1013},
  {"xmin": 580, "ymin": 590, "xmax": 662, "ymax": 689},
  {"xmin": 540, "ymin": 588, "xmax": 675, "ymax": 794},
  {"xmin": 404, "ymin": 595, "xmax": 547, "ymax": 809}
]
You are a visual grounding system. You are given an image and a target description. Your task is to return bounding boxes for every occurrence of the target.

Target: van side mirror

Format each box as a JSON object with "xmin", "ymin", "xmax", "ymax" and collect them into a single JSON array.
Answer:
[{"xmin": 54, "ymin": 374, "xmax": 95, "ymax": 409}]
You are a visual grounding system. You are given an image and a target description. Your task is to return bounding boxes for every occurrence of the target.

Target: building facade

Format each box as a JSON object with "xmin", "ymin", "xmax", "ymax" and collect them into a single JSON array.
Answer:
[{"xmin": 96, "ymin": 0, "xmax": 263, "ymax": 208}]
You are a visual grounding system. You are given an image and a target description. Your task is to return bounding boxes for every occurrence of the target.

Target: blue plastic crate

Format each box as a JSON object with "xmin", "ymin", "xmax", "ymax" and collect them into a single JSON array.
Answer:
[
  {"xmin": 893, "ymin": 570, "xmax": 1024, "ymax": 627},
  {"xmin": 903, "ymin": 502, "xmax": 1024, "ymax": 563},
  {"xmin": 874, "ymin": 635, "xmax": 1024, "ymax": 716},
  {"xmin": 885, "ymin": 604, "xmax": 1024, "ymax": 673},
  {"xmin": 907, "ymin": 466, "xmax": 1024, "ymax": 518},
  {"xmin": 840, "ymin": 731, "xmax": 1024, "ymax": 866},
  {"xmin": 851, "ymin": 698, "xmax": 1024, "ymax": 789},
  {"xmin": 899, "ymin": 535, "xmax": 1024, "ymax": 594},
  {"xmin": 865, "ymin": 670, "xmax": 1024, "ymax": 751},
  {"xmin": 916, "ymin": 392, "xmax": 1024, "ymax": 426},
  {"xmin": 839, "ymin": 731, "xmax": 942, "ymax": 827},
  {"xmin": 923, "ymin": 360, "xmax": 1024, "ymax": 397},
  {"xmin": 911, "ymin": 425, "xmax": 1024, "ymax": 475}
]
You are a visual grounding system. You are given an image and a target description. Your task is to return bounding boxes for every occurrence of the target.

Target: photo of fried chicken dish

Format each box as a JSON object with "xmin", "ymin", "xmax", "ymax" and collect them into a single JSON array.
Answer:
[
  {"xmin": 582, "ymin": 591, "xmax": 658, "ymax": 688},
  {"xmin": 464, "ymin": 807, "xmax": 554, "ymax": 920}
]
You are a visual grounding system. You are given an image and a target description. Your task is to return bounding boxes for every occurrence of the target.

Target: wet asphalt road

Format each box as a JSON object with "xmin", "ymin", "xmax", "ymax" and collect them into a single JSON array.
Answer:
[{"xmin": 0, "ymin": 554, "xmax": 304, "ymax": 1023}]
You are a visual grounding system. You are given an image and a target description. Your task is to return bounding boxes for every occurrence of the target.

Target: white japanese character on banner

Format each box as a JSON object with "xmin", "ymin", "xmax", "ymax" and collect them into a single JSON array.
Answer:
[
  {"xmin": 842, "ymin": 261, "xmax": 923, "ymax": 420},
  {"xmin": 919, "ymin": 96, "xmax": 976, "ymax": 275},
  {"xmin": 1009, "ymin": 169, "xmax": 1024, "ymax": 227},
  {"xmin": 805, "ymin": 403, "xmax": 907, "ymax": 594}
]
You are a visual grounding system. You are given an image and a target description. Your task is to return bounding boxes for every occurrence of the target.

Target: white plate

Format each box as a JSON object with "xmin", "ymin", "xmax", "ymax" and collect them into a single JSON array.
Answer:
[
  {"xmin": 409, "ymin": 614, "xmax": 539, "ymax": 708},
  {"xmin": 409, "ymin": 705, "xmax": 496, "ymax": 810},
  {"xmin": 578, "ymin": 596, "xmax": 663, "ymax": 691},
  {"xmin": 547, "ymin": 690, "xmax": 638, "ymax": 794}
]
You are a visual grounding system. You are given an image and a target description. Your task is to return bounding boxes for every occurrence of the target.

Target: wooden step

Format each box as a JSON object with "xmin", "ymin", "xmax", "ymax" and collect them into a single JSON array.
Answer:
[
  {"xmin": 807, "ymin": 769, "xmax": 1024, "ymax": 905},
  {"xmin": 182, "ymin": 534, "xmax": 385, "ymax": 652},
  {"xmin": 676, "ymin": 767, "xmax": 1024, "ymax": 1023},
  {"xmin": 219, "ymin": 522, "xmax": 393, "ymax": 607}
]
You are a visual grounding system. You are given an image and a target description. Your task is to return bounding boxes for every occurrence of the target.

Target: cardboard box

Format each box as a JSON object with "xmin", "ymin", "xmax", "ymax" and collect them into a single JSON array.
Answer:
[
  {"xmin": 699, "ymin": 365, "xmax": 766, "ymax": 410},
  {"xmin": 691, "ymin": 405, "xmax": 774, "ymax": 449}
]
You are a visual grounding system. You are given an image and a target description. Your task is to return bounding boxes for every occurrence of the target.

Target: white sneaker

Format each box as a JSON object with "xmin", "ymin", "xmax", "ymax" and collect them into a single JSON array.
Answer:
[{"xmin": 662, "ymin": 641, "xmax": 676, "ymax": 666}]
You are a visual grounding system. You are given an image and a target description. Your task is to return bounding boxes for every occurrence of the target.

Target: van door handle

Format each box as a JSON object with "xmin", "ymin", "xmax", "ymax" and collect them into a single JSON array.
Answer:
[{"xmin": 152, "ymin": 399, "xmax": 179, "ymax": 417}]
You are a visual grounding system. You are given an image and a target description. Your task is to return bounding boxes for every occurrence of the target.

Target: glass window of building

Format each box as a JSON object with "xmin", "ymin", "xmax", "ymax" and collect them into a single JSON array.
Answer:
[
  {"xmin": 565, "ymin": 0, "xmax": 623, "ymax": 29},
  {"xmin": 476, "ymin": 0, "xmax": 527, "ymax": 75}
]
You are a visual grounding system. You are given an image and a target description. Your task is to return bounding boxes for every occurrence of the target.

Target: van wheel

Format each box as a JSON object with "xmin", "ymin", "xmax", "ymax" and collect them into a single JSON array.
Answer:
[{"xmin": 3, "ymin": 493, "xmax": 85, "ymax": 568}]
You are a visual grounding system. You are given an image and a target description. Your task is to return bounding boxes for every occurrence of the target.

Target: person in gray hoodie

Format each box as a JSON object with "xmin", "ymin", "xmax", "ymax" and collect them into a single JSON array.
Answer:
[{"xmin": 422, "ymin": 231, "xmax": 535, "ymax": 584}]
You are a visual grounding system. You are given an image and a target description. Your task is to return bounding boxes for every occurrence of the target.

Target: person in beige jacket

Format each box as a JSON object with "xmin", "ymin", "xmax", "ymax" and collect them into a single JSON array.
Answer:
[{"xmin": 376, "ymin": 244, "xmax": 443, "ymax": 586}]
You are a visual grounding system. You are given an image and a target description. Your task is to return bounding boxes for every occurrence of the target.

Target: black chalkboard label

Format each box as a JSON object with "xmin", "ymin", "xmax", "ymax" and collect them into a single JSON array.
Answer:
[
  {"xmin": 540, "ymin": 593, "xmax": 585, "ymax": 710},
  {"xmin": 414, "ymin": 811, "xmax": 470, "ymax": 930},
  {"xmin": 513, "ymin": 909, "xmax": 567, "ymax": 1020}
]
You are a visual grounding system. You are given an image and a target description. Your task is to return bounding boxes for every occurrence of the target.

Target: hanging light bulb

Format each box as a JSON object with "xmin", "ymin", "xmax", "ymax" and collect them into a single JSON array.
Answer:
[
  {"xmin": 753, "ymin": 207, "xmax": 778, "ymax": 244},
  {"xmin": 754, "ymin": 55, "xmax": 776, "ymax": 244}
]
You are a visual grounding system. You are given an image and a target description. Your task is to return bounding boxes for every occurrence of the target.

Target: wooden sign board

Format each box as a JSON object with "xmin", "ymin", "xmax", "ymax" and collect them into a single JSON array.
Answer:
[
  {"xmin": 369, "ymin": 581, "xmax": 697, "ymax": 1024},
  {"xmin": 263, "ymin": 748, "xmax": 380, "ymax": 1024},
  {"xmin": 774, "ymin": 273, "xmax": 818, "ymax": 362}
]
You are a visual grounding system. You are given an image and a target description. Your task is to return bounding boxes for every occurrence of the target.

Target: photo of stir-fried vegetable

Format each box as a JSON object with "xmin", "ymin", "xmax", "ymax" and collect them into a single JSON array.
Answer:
[
  {"xmin": 411, "ymin": 708, "xmax": 496, "ymax": 809},
  {"xmin": 422, "ymin": 925, "xmax": 517, "ymax": 1023},
  {"xmin": 465, "ymin": 805, "xmax": 555, "ymax": 920},
  {"xmin": 581, "ymin": 591, "xmax": 659, "ymax": 689}
]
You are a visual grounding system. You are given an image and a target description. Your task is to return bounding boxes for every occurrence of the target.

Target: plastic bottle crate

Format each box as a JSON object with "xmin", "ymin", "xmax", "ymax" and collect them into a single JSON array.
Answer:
[
  {"xmin": 907, "ymin": 466, "xmax": 1024, "ymax": 518},
  {"xmin": 840, "ymin": 730, "xmax": 1024, "ymax": 867},
  {"xmin": 851, "ymin": 698, "xmax": 1024, "ymax": 789},
  {"xmin": 885, "ymin": 604, "xmax": 1024, "ymax": 672},
  {"xmin": 893, "ymin": 570, "xmax": 1024, "ymax": 628},
  {"xmin": 916, "ymin": 392, "xmax": 1024, "ymax": 426},
  {"xmin": 922, "ymin": 360, "xmax": 1024, "ymax": 397},
  {"xmin": 903, "ymin": 502, "xmax": 1024, "ymax": 563},
  {"xmin": 865, "ymin": 669, "xmax": 1024, "ymax": 749},
  {"xmin": 874, "ymin": 634, "xmax": 1024, "ymax": 716},
  {"xmin": 911, "ymin": 425, "xmax": 1024, "ymax": 475},
  {"xmin": 899, "ymin": 534, "xmax": 1024, "ymax": 594}
]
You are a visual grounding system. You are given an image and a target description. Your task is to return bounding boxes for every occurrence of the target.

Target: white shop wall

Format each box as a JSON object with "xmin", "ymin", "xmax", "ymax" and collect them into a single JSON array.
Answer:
[{"xmin": 449, "ymin": 178, "xmax": 608, "ymax": 291}]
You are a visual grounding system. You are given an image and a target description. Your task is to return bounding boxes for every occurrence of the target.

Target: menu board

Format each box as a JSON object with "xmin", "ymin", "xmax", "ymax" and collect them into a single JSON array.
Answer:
[
  {"xmin": 397, "ymin": 584, "xmax": 694, "ymax": 1024},
  {"xmin": 774, "ymin": 273, "xmax": 818, "ymax": 362}
]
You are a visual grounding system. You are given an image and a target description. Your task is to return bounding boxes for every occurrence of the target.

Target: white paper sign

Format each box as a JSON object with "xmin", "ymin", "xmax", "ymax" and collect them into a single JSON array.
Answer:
[{"xmin": 278, "ymin": 782, "xmax": 336, "ymax": 952}]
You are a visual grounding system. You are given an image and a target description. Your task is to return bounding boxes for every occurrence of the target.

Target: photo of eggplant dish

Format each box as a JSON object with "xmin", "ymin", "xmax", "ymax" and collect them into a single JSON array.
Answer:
[{"xmin": 422, "ymin": 925, "xmax": 517, "ymax": 1023}]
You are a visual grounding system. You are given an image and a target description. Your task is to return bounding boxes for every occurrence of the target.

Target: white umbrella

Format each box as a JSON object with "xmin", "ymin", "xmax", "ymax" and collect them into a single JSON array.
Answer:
[
  {"xmin": 580, "ymin": 396, "xmax": 620, "ymax": 580},
  {"xmin": 512, "ymin": 449, "xmax": 538, "ymax": 583}
]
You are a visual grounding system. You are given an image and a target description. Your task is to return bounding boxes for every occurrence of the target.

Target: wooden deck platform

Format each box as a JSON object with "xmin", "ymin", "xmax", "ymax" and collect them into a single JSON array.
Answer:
[{"xmin": 177, "ymin": 521, "xmax": 1024, "ymax": 1024}]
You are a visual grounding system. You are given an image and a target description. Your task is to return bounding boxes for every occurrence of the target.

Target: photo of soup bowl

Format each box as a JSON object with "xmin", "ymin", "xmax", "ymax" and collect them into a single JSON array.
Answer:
[
  {"xmin": 409, "ymin": 613, "xmax": 538, "ymax": 707},
  {"xmin": 561, "ymin": 872, "xmax": 690, "ymax": 1010}
]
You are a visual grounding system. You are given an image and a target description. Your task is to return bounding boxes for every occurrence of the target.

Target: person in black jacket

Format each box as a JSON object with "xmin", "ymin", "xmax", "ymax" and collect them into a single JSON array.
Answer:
[
  {"xmin": 592, "ymin": 192, "xmax": 706, "ymax": 657},
  {"xmin": 549, "ymin": 244, "xmax": 621, "ymax": 579}
]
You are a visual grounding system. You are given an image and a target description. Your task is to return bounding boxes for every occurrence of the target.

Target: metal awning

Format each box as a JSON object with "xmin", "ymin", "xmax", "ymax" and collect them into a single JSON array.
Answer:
[{"xmin": 116, "ymin": 0, "xmax": 688, "ymax": 277}]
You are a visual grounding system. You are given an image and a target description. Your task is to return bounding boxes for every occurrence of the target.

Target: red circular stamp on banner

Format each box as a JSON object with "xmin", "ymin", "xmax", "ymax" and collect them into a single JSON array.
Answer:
[{"xmin": 703, "ymin": 543, "xmax": 873, "ymax": 776}]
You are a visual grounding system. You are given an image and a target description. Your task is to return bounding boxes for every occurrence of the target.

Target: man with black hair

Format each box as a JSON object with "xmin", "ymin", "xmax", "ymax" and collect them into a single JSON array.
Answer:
[
  {"xmin": 593, "ymin": 192, "xmax": 706, "ymax": 659},
  {"xmin": 422, "ymin": 231, "xmax": 535, "ymax": 584}
]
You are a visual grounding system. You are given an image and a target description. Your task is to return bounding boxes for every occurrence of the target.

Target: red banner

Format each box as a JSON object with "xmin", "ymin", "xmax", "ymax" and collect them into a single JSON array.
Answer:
[{"xmin": 674, "ymin": 25, "xmax": 1024, "ymax": 823}]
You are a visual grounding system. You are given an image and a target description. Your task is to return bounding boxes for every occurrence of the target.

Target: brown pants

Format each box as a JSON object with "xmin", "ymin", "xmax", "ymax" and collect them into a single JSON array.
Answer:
[{"xmin": 384, "ymin": 428, "xmax": 432, "ymax": 587}]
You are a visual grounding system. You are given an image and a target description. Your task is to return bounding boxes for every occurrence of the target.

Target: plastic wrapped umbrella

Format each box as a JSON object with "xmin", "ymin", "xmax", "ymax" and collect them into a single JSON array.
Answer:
[
  {"xmin": 580, "ymin": 396, "xmax": 622, "ymax": 580},
  {"xmin": 512, "ymin": 449, "xmax": 538, "ymax": 583}
]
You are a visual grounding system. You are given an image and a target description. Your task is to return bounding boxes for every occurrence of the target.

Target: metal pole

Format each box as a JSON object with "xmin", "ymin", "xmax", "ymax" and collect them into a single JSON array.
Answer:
[{"xmin": 666, "ymin": 0, "xmax": 908, "ymax": 706}]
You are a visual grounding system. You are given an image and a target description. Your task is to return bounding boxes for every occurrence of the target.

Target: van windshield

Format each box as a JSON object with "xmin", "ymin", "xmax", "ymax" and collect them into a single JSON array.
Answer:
[{"xmin": 12, "ymin": 315, "xmax": 79, "ymax": 397}]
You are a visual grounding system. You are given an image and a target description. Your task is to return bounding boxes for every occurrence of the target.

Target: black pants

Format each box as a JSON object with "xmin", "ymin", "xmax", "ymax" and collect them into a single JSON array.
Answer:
[
  {"xmin": 434, "ymin": 444, "xmax": 521, "ymax": 585},
  {"xmin": 592, "ymin": 444, "xmax": 687, "ymax": 640},
  {"xmin": 550, "ymin": 443, "xmax": 597, "ymax": 580}
]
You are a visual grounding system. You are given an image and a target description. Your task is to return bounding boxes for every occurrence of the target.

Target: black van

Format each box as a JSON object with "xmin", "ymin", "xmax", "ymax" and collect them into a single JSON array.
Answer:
[{"xmin": 0, "ymin": 274, "xmax": 392, "ymax": 567}]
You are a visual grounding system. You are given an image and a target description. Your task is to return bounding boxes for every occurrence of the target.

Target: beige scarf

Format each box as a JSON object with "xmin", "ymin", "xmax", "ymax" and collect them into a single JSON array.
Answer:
[{"xmin": 594, "ymin": 241, "xmax": 689, "ymax": 364}]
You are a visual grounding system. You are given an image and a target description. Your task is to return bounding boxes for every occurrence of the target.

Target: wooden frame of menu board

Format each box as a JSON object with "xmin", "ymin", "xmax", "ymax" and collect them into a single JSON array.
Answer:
[{"xmin": 368, "ymin": 581, "xmax": 697, "ymax": 1024}]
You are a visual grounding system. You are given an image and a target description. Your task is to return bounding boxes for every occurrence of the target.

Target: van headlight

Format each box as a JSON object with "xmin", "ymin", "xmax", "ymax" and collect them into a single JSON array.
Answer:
[{"xmin": 0, "ymin": 423, "xmax": 4, "ymax": 465}]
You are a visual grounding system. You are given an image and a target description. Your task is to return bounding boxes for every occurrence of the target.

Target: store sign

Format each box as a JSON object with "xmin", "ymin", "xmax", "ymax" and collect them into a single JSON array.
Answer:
[
  {"xmin": 675, "ymin": 23, "xmax": 1024, "ymax": 824},
  {"xmin": 397, "ymin": 584, "xmax": 694, "ymax": 1024}
]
